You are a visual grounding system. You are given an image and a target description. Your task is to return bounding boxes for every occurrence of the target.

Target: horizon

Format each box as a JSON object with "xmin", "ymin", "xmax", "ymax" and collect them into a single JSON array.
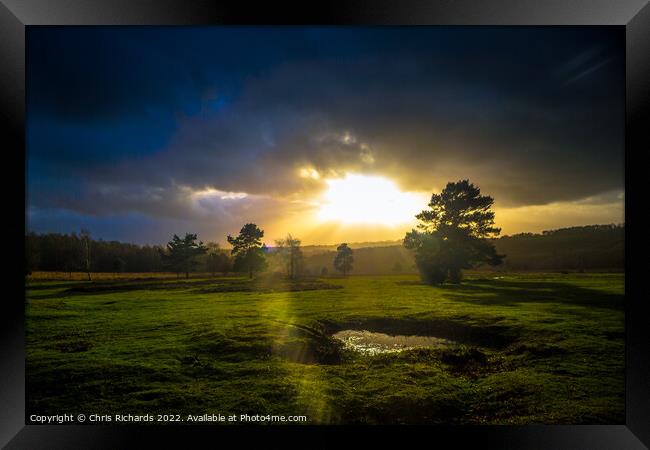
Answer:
[
  {"xmin": 27, "ymin": 27, "xmax": 624, "ymax": 246},
  {"xmin": 25, "ymin": 222, "xmax": 625, "ymax": 249}
]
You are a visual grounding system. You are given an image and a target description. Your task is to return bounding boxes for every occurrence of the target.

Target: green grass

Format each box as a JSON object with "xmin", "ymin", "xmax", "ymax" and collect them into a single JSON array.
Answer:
[{"xmin": 25, "ymin": 272, "xmax": 624, "ymax": 424}]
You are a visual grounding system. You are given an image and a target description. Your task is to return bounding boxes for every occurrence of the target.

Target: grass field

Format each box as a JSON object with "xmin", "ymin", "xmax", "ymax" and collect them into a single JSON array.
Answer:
[{"xmin": 25, "ymin": 272, "xmax": 624, "ymax": 424}]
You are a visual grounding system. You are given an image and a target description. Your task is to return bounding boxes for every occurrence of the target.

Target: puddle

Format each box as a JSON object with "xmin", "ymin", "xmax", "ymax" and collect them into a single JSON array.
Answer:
[
  {"xmin": 332, "ymin": 329, "xmax": 454, "ymax": 356},
  {"xmin": 324, "ymin": 317, "xmax": 516, "ymax": 349}
]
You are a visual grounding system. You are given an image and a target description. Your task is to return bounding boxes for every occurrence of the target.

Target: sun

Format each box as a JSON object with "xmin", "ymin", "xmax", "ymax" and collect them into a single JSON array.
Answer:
[{"xmin": 317, "ymin": 174, "xmax": 428, "ymax": 226}]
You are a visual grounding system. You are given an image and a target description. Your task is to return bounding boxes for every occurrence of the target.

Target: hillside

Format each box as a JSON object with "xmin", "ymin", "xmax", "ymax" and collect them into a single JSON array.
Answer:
[{"xmin": 303, "ymin": 224, "xmax": 624, "ymax": 275}]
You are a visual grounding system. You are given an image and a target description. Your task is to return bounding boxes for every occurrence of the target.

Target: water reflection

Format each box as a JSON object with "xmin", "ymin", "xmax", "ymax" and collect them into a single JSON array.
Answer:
[{"xmin": 332, "ymin": 329, "xmax": 453, "ymax": 355}]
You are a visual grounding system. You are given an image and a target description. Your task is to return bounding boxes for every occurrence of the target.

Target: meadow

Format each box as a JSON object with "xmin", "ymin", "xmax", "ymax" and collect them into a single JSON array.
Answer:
[{"xmin": 25, "ymin": 272, "xmax": 624, "ymax": 424}]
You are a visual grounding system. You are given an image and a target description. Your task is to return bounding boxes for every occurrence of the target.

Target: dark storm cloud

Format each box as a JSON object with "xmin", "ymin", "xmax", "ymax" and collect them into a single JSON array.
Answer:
[
  {"xmin": 27, "ymin": 27, "xmax": 325, "ymax": 121},
  {"xmin": 26, "ymin": 27, "xmax": 624, "ymax": 241}
]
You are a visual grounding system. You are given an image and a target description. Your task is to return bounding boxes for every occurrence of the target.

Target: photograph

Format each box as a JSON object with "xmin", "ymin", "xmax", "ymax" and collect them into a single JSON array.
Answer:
[{"xmin": 24, "ymin": 25, "xmax": 626, "ymax": 426}]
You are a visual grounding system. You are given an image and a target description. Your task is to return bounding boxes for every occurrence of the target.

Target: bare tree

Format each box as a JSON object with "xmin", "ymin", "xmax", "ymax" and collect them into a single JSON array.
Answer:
[
  {"xmin": 275, "ymin": 234, "xmax": 304, "ymax": 279},
  {"xmin": 79, "ymin": 228, "xmax": 92, "ymax": 281}
]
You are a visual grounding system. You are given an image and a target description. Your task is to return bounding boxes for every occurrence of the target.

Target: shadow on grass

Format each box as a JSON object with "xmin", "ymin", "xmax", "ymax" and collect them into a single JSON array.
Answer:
[
  {"xmin": 436, "ymin": 278, "xmax": 624, "ymax": 311},
  {"xmin": 28, "ymin": 276, "xmax": 342, "ymax": 299}
]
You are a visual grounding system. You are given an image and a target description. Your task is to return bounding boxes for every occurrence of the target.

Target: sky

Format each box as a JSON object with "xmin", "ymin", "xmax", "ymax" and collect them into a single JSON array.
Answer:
[{"xmin": 26, "ymin": 27, "xmax": 625, "ymax": 246}]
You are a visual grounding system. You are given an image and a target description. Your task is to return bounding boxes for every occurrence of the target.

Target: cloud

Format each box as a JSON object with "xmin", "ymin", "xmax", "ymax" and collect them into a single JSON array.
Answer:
[
  {"xmin": 114, "ymin": 50, "xmax": 622, "ymax": 206},
  {"xmin": 495, "ymin": 189, "xmax": 625, "ymax": 235},
  {"xmin": 26, "ymin": 27, "xmax": 625, "ymax": 242}
]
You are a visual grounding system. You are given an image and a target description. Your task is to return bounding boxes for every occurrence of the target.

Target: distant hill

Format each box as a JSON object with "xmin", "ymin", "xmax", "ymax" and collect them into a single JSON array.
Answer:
[
  {"xmin": 301, "ymin": 240, "xmax": 402, "ymax": 255},
  {"xmin": 304, "ymin": 224, "xmax": 624, "ymax": 275},
  {"xmin": 303, "ymin": 245, "xmax": 416, "ymax": 275},
  {"xmin": 493, "ymin": 224, "xmax": 624, "ymax": 271}
]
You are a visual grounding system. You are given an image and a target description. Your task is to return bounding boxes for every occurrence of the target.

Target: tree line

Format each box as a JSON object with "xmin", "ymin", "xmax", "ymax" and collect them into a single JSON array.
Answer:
[
  {"xmin": 25, "ymin": 181, "xmax": 622, "ymax": 282},
  {"xmin": 25, "ymin": 225, "xmax": 355, "ymax": 279},
  {"xmin": 25, "ymin": 231, "xmax": 166, "ymax": 276}
]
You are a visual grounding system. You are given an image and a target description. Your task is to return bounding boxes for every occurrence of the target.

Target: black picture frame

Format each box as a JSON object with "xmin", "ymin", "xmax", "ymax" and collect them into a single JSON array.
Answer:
[{"xmin": 2, "ymin": 1, "xmax": 648, "ymax": 448}]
